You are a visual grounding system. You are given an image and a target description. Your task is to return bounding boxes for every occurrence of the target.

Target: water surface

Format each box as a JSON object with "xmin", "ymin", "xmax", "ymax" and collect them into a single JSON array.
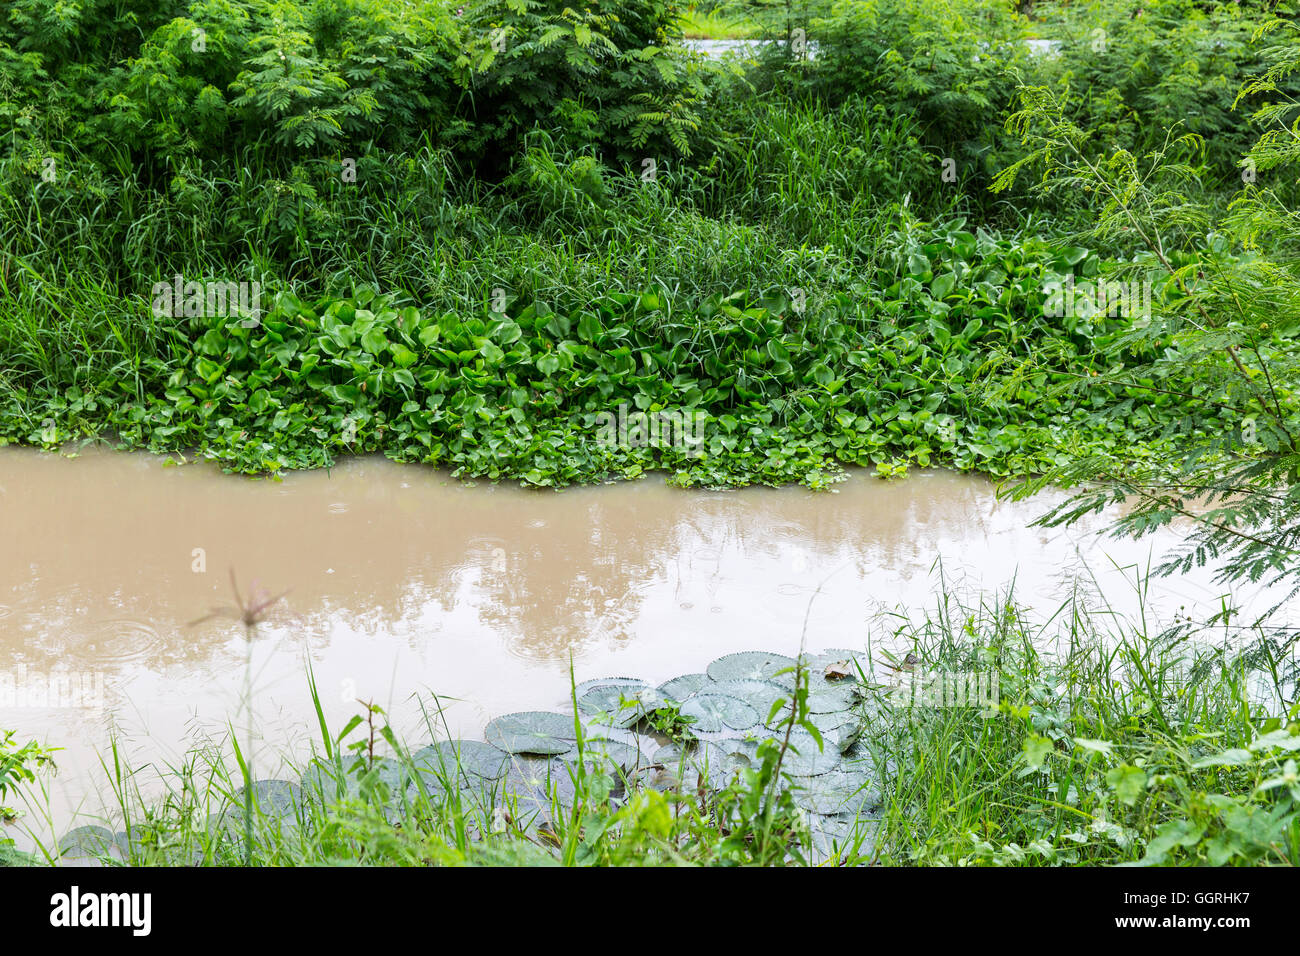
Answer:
[{"xmin": 0, "ymin": 446, "xmax": 1278, "ymax": 835}]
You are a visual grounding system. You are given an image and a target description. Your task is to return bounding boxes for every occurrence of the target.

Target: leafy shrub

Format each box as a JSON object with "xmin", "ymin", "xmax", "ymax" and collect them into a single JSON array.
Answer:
[
  {"xmin": 503, "ymin": 134, "xmax": 613, "ymax": 227},
  {"xmin": 790, "ymin": 0, "xmax": 1034, "ymax": 186},
  {"xmin": 1, "ymin": 729, "xmax": 57, "ymax": 826},
  {"xmin": 1040, "ymin": 0, "xmax": 1297, "ymax": 188},
  {"xmin": 991, "ymin": 10, "xmax": 1300, "ymax": 594},
  {"xmin": 103, "ymin": 0, "xmax": 461, "ymax": 163},
  {"xmin": 1, "ymin": 0, "xmax": 715, "ymax": 178},
  {"xmin": 451, "ymin": 0, "xmax": 724, "ymax": 168},
  {"xmin": 764, "ymin": 0, "xmax": 1299, "ymax": 220}
]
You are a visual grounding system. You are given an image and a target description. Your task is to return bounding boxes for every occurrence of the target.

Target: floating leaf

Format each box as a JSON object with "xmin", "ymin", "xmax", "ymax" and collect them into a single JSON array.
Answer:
[
  {"xmin": 788, "ymin": 710, "xmax": 862, "ymax": 752},
  {"xmin": 575, "ymin": 737, "xmax": 649, "ymax": 775},
  {"xmin": 806, "ymin": 814, "xmax": 879, "ymax": 865},
  {"xmin": 650, "ymin": 742, "xmax": 747, "ymax": 788},
  {"xmin": 658, "ymin": 672, "xmax": 709, "ymax": 702},
  {"xmin": 709, "ymin": 678, "xmax": 790, "ymax": 717},
  {"xmin": 300, "ymin": 757, "xmax": 406, "ymax": 810},
  {"xmin": 791, "ymin": 770, "xmax": 879, "ymax": 816},
  {"xmin": 680, "ymin": 693, "xmax": 758, "ymax": 732},
  {"xmin": 710, "ymin": 736, "xmax": 763, "ymax": 768},
  {"xmin": 504, "ymin": 755, "xmax": 578, "ymax": 813},
  {"xmin": 576, "ymin": 680, "xmax": 665, "ymax": 727},
  {"xmin": 232, "ymin": 778, "xmax": 304, "ymax": 819},
  {"xmin": 807, "ymin": 683, "xmax": 857, "ymax": 713},
  {"xmin": 58, "ymin": 825, "xmax": 122, "ymax": 861},
  {"xmin": 779, "ymin": 729, "xmax": 841, "ymax": 776},
  {"xmin": 706, "ymin": 651, "xmax": 798, "ymax": 686},
  {"xmin": 574, "ymin": 676, "xmax": 647, "ymax": 697},
  {"xmin": 412, "ymin": 740, "xmax": 510, "ymax": 786},
  {"xmin": 484, "ymin": 711, "xmax": 577, "ymax": 755}
]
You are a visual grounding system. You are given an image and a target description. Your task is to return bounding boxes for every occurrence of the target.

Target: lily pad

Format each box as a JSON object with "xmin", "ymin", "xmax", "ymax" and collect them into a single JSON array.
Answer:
[
  {"xmin": 215, "ymin": 779, "xmax": 312, "ymax": 847},
  {"xmin": 809, "ymin": 708, "xmax": 856, "ymax": 730},
  {"xmin": 58, "ymin": 825, "xmax": 122, "ymax": 862},
  {"xmin": 816, "ymin": 713, "xmax": 864, "ymax": 753},
  {"xmin": 300, "ymin": 757, "xmax": 408, "ymax": 808},
  {"xmin": 806, "ymin": 813, "xmax": 879, "ymax": 864},
  {"xmin": 485, "ymin": 711, "xmax": 578, "ymax": 755},
  {"xmin": 657, "ymin": 672, "xmax": 710, "ymax": 702},
  {"xmin": 680, "ymin": 693, "xmax": 758, "ymax": 733},
  {"xmin": 707, "ymin": 651, "xmax": 798, "ymax": 687},
  {"xmin": 649, "ymin": 742, "xmax": 747, "ymax": 789},
  {"xmin": 574, "ymin": 676, "xmax": 648, "ymax": 698},
  {"xmin": 710, "ymin": 736, "xmax": 763, "ymax": 768},
  {"xmin": 577, "ymin": 681, "xmax": 666, "ymax": 728},
  {"xmin": 791, "ymin": 770, "xmax": 880, "ymax": 816},
  {"xmin": 232, "ymin": 779, "xmax": 304, "ymax": 820},
  {"xmin": 708, "ymin": 730, "xmax": 844, "ymax": 777},
  {"xmin": 709, "ymin": 678, "xmax": 791, "ymax": 720},
  {"xmin": 412, "ymin": 740, "xmax": 511, "ymax": 788},
  {"xmin": 504, "ymin": 755, "xmax": 579, "ymax": 813},
  {"xmin": 643, "ymin": 745, "xmax": 696, "ymax": 791},
  {"xmin": 578, "ymin": 737, "xmax": 651, "ymax": 775},
  {"xmin": 807, "ymin": 683, "xmax": 858, "ymax": 713},
  {"xmin": 777, "ymin": 729, "xmax": 841, "ymax": 776},
  {"xmin": 763, "ymin": 705, "xmax": 852, "ymax": 736}
]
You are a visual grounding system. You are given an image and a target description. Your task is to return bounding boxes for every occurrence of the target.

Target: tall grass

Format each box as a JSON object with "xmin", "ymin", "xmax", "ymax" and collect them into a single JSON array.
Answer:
[{"xmin": 862, "ymin": 588, "xmax": 1300, "ymax": 865}]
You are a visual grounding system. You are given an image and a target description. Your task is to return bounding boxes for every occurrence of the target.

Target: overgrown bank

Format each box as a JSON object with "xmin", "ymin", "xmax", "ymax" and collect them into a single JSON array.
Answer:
[
  {"xmin": 3, "ymin": 223, "xmax": 1247, "ymax": 486},
  {"xmin": 2, "ymin": 0, "xmax": 1298, "ymax": 489}
]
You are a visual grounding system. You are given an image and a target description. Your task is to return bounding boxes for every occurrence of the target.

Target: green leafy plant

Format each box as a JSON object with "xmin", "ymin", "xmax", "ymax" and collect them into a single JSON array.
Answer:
[
  {"xmin": 0, "ymin": 730, "xmax": 57, "ymax": 825},
  {"xmin": 452, "ymin": 0, "xmax": 724, "ymax": 166},
  {"xmin": 991, "ymin": 20, "xmax": 1300, "ymax": 597}
]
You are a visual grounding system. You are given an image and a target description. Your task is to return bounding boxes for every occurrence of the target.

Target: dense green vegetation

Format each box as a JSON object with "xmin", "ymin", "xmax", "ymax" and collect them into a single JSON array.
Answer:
[
  {"xmin": 25, "ymin": 232, "xmax": 1231, "ymax": 486},
  {"xmin": 3, "ymin": 0, "xmax": 1300, "ymax": 866},
  {"xmin": 3, "ymin": 0, "xmax": 1297, "ymax": 489}
]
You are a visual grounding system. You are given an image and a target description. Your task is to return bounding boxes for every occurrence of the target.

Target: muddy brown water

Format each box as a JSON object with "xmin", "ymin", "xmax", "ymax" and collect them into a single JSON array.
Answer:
[{"xmin": 0, "ymin": 445, "xmax": 1285, "ymax": 843}]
